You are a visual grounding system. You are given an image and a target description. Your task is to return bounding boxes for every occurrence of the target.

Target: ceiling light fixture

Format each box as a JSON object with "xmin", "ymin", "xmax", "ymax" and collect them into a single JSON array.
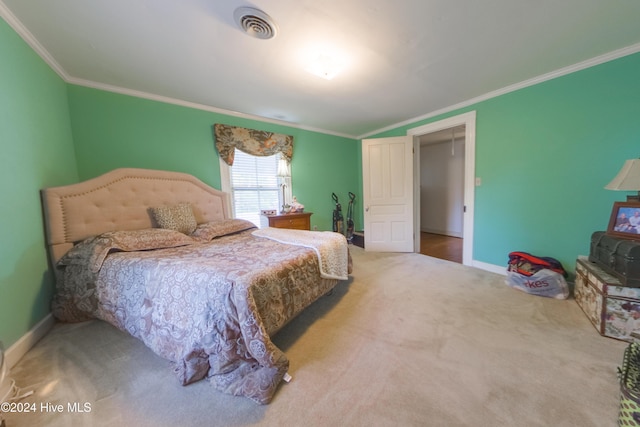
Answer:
[
  {"xmin": 305, "ymin": 54, "xmax": 344, "ymax": 80},
  {"xmin": 234, "ymin": 7, "xmax": 278, "ymax": 40}
]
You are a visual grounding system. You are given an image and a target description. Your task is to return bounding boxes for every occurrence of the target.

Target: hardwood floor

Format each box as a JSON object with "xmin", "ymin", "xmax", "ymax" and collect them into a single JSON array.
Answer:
[{"xmin": 420, "ymin": 232, "xmax": 463, "ymax": 263}]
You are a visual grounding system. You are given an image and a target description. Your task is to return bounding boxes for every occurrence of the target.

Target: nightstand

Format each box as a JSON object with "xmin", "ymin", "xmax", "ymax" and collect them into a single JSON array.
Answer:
[{"xmin": 263, "ymin": 212, "xmax": 312, "ymax": 230}]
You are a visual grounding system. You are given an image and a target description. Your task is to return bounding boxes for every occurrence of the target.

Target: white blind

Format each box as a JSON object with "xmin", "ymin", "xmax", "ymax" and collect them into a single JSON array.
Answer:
[{"xmin": 230, "ymin": 150, "xmax": 281, "ymax": 226}]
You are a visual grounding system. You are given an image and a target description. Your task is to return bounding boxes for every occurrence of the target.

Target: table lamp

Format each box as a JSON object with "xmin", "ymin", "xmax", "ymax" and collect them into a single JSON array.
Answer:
[
  {"xmin": 277, "ymin": 158, "xmax": 291, "ymax": 213},
  {"xmin": 606, "ymin": 158, "xmax": 640, "ymax": 202}
]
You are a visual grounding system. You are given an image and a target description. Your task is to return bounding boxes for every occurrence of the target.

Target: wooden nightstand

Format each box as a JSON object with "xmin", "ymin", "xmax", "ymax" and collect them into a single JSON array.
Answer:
[{"xmin": 263, "ymin": 212, "xmax": 312, "ymax": 230}]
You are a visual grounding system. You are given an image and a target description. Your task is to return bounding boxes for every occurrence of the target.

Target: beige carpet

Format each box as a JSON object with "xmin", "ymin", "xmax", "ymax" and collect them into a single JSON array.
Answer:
[{"xmin": 3, "ymin": 247, "xmax": 627, "ymax": 426}]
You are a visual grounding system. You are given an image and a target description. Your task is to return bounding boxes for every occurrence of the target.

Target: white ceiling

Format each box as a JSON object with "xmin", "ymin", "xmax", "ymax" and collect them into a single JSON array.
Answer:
[{"xmin": 3, "ymin": 0, "xmax": 640, "ymax": 138}]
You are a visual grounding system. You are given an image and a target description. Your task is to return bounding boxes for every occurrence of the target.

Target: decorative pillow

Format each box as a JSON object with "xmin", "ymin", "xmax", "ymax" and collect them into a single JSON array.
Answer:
[
  {"xmin": 59, "ymin": 228, "xmax": 196, "ymax": 272},
  {"xmin": 150, "ymin": 203, "xmax": 197, "ymax": 234},
  {"xmin": 191, "ymin": 218, "xmax": 257, "ymax": 242}
]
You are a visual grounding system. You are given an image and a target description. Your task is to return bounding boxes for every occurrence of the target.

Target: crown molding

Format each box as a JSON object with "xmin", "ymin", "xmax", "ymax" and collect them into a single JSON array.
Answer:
[
  {"xmin": 0, "ymin": 1, "xmax": 355, "ymax": 140},
  {"xmin": 0, "ymin": 1, "xmax": 69, "ymax": 79},
  {"xmin": 4, "ymin": 1, "xmax": 639, "ymax": 142},
  {"xmin": 358, "ymin": 42, "xmax": 640, "ymax": 139},
  {"xmin": 65, "ymin": 77, "xmax": 356, "ymax": 139}
]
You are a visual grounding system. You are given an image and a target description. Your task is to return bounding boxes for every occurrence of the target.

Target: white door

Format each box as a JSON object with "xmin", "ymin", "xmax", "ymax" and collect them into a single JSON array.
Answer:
[{"xmin": 362, "ymin": 136, "xmax": 414, "ymax": 252}]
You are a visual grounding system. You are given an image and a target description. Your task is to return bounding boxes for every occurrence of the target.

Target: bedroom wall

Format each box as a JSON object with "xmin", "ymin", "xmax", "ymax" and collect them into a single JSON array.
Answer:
[
  {"xmin": 66, "ymin": 85, "xmax": 360, "ymax": 232},
  {"xmin": 0, "ymin": 17, "xmax": 78, "ymax": 348},
  {"xmin": 3, "ymin": 6, "xmax": 638, "ymax": 351},
  {"xmin": 367, "ymin": 51, "xmax": 640, "ymax": 274}
]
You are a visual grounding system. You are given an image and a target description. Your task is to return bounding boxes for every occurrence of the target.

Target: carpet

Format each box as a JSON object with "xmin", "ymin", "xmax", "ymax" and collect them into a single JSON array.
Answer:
[{"xmin": 3, "ymin": 247, "xmax": 626, "ymax": 426}]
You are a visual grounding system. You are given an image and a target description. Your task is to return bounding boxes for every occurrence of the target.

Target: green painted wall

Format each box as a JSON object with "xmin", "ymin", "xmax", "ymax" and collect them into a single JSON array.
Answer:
[
  {"xmin": 4, "ymin": 6, "xmax": 640, "ymax": 351},
  {"xmin": 0, "ymin": 18, "xmax": 78, "ymax": 348},
  {"xmin": 367, "ymin": 52, "xmax": 640, "ymax": 274},
  {"xmin": 67, "ymin": 86, "xmax": 360, "ymax": 232}
]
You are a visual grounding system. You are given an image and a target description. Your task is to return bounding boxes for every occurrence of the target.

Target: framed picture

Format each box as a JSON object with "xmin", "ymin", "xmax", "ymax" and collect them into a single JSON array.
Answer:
[{"xmin": 607, "ymin": 201, "xmax": 640, "ymax": 238}]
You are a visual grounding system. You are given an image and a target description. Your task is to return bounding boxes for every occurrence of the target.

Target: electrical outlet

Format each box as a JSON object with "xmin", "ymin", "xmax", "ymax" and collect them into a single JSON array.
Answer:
[{"xmin": 260, "ymin": 209, "xmax": 277, "ymax": 216}]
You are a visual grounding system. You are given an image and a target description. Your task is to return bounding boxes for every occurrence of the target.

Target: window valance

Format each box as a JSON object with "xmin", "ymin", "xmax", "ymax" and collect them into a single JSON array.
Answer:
[{"xmin": 213, "ymin": 123, "xmax": 293, "ymax": 166}]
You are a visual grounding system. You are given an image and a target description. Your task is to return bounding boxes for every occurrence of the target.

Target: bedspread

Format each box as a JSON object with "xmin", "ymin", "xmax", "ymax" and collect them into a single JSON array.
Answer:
[{"xmin": 53, "ymin": 227, "xmax": 343, "ymax": 404}]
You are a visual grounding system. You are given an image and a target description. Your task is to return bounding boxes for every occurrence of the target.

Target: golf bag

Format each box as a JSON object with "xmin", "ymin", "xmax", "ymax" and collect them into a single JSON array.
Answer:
[{"xmin": 332, "ymin": 193, "xmax": 344, "ymax": 235}]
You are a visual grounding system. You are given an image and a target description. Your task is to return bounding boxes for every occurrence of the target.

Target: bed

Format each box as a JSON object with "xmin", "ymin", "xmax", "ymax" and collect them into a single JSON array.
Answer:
[{"xmin": 40, "ymin": 167, "xmax": 350, "ymax": 404}]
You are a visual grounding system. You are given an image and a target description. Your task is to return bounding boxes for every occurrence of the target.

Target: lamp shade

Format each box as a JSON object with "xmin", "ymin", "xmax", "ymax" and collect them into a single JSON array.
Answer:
[
  {"xmin": 277, "ymin": 158, "xmax": 291, "ymax": 177},
  {"xmin": 606, "ymin": 159, "xmax": 640, "ymax": 190}
]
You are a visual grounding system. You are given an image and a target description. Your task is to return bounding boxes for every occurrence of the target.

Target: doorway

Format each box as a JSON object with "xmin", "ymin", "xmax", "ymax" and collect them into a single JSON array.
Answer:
[
  {"xmin": 418, "ymin": 126, "xmax": 465, "ymax": 262},
  {"xmin": 407, "ymin": 111, "xmax": 476, "ymax": 266}
]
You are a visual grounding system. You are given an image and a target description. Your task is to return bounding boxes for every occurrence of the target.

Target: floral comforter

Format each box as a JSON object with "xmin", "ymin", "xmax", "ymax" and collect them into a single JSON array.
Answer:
[{"xmin": 52, "ymin": 219, "xmax": 348, "ymax": 404}]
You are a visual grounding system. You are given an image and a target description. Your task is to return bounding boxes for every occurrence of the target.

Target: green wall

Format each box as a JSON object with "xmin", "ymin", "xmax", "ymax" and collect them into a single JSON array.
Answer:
[
  {"xmin": 0, "ymin": 18, "xmax": 78, "ymax": 348},
  {"xmin": 4, "ymin": 7, "xmax": 640, "ymax": 351},
  {"xmin": 67, "ymin": 86, "xmax": 360, "ymax": 232},
  {"xmin": 368, "ymin": 52, "xmax": 640, "ymax": 274}
]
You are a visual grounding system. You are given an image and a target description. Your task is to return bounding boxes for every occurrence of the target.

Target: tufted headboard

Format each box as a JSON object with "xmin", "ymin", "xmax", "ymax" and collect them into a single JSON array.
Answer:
[{"xmin": 41, "ymin": 168, "xmax": 231, "ymax": 264}]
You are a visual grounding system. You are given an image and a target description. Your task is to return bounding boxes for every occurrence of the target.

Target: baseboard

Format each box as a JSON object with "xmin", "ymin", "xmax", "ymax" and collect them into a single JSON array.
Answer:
[
  {"xmin": 472, "ymin": 260, "xmax": 507, "ymax": 276},
  {"xmin": 420, "ymin": 228, "xmax": 463, "ymax": 239},
  {"xmin": 5, "ymin": 314, "xmax": 55, "ymax": 369}
]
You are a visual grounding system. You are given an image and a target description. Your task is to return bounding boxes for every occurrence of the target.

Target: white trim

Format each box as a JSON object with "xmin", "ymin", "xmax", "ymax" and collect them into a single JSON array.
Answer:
[
  {"xmin": 71, "ymin": 41, "xmax": 640, "ymax": 142},
  {"xmin": 3, "ymin": 1, "xmax": 640, "ymax": 142},
  {"xmin": 5, "ymin": 314, "xmax": 55, "ymax": 369},
  {"xmin": 66, "ymin": 77, "xmax": 355, "ymax": 140},
  {"xmin": 66, "ymin": 40, "xmax": 640, "ymax": 141},
  {"xmin": 0, "ymin": 2, "xmax": 352, "ymax": 140},
  {"xmin": 408, "ymin": 111, "xmax": 476, "ymax": 266},
  {"xmin": 358, "ymin": 42, "xmax": 640, "ymax": 139},
  {"xmin": 219, "ymin": 158, "xmax": 232, "ymax": 194},
  {"xmin": 0, "ymin": 2, "xmax": 69, "ymax": 79},
  {"xmin": 472, "ymin": 260, "xmax": 507, "ymax": 276}
]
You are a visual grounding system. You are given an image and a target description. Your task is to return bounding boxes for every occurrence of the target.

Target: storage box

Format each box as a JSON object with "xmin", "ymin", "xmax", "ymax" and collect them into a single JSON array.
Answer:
[
  {"xmin": 589, "ymin": 231, "xmax": 640, "ymax": 287},
  {"xmin": 575, "ymin": 257, "xmax": 640, "ymax": 342}
]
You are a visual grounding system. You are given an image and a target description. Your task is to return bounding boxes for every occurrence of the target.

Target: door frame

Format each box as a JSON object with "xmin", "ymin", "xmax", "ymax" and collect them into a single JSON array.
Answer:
[{"xmin": 407, "ymin": 111, "xmax": 476, "ymax": 265}]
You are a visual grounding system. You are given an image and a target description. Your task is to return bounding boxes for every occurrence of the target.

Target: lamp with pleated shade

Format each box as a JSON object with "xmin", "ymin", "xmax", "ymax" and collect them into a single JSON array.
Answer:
[{"xmin": 606, "ymin": 159, "xmax": 640, "ymax": 202}]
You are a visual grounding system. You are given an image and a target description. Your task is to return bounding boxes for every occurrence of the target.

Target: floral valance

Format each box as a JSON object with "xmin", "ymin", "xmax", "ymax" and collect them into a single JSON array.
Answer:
[{"xmin": 213, "ymin": 124, "xmax": 293, "ymax": 166}]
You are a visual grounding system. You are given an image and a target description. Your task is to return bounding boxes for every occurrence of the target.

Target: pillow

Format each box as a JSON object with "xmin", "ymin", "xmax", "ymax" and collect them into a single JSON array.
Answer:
[
  {"xmin": 191, "ymin": 218, "xmax": 257, "ymax": 242},
  {"xmin": 150, "ymin": 203, "xmax": 197, "ymax": 234}
]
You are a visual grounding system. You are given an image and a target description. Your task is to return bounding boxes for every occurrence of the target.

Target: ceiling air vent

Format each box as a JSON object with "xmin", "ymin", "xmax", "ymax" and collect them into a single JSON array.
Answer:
[{"xmin": 234, "ymin": 7, "xmax": 278, "ymax": 40}]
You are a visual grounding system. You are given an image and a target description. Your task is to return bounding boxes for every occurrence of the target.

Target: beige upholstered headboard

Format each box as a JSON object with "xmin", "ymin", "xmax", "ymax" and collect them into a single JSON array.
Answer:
[{"xmin": 41, "ymin": 168, "xmax": 231, "ymax": 264}]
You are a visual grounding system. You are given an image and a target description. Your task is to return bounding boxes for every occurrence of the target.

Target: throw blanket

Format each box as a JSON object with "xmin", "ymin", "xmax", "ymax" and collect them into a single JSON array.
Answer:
[{"xmin": 252, "ymin": 228, "xmax": 349, "ymax": 280}]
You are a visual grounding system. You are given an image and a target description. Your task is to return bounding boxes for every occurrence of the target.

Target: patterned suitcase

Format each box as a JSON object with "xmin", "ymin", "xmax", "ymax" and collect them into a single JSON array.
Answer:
[
  {"xmin": 590, "ymin": 231, "xmax": 640, "ymax": 287},
  {"xmin": 575, "ymin": 257, "xmax": 640, "ymax": 342}
]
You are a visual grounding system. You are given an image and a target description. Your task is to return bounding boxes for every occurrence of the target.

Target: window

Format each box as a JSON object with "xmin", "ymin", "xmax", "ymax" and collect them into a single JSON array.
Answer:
[{"xmin": 225, "ymin": 150, "xmax": 291, "ymax": 227}]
